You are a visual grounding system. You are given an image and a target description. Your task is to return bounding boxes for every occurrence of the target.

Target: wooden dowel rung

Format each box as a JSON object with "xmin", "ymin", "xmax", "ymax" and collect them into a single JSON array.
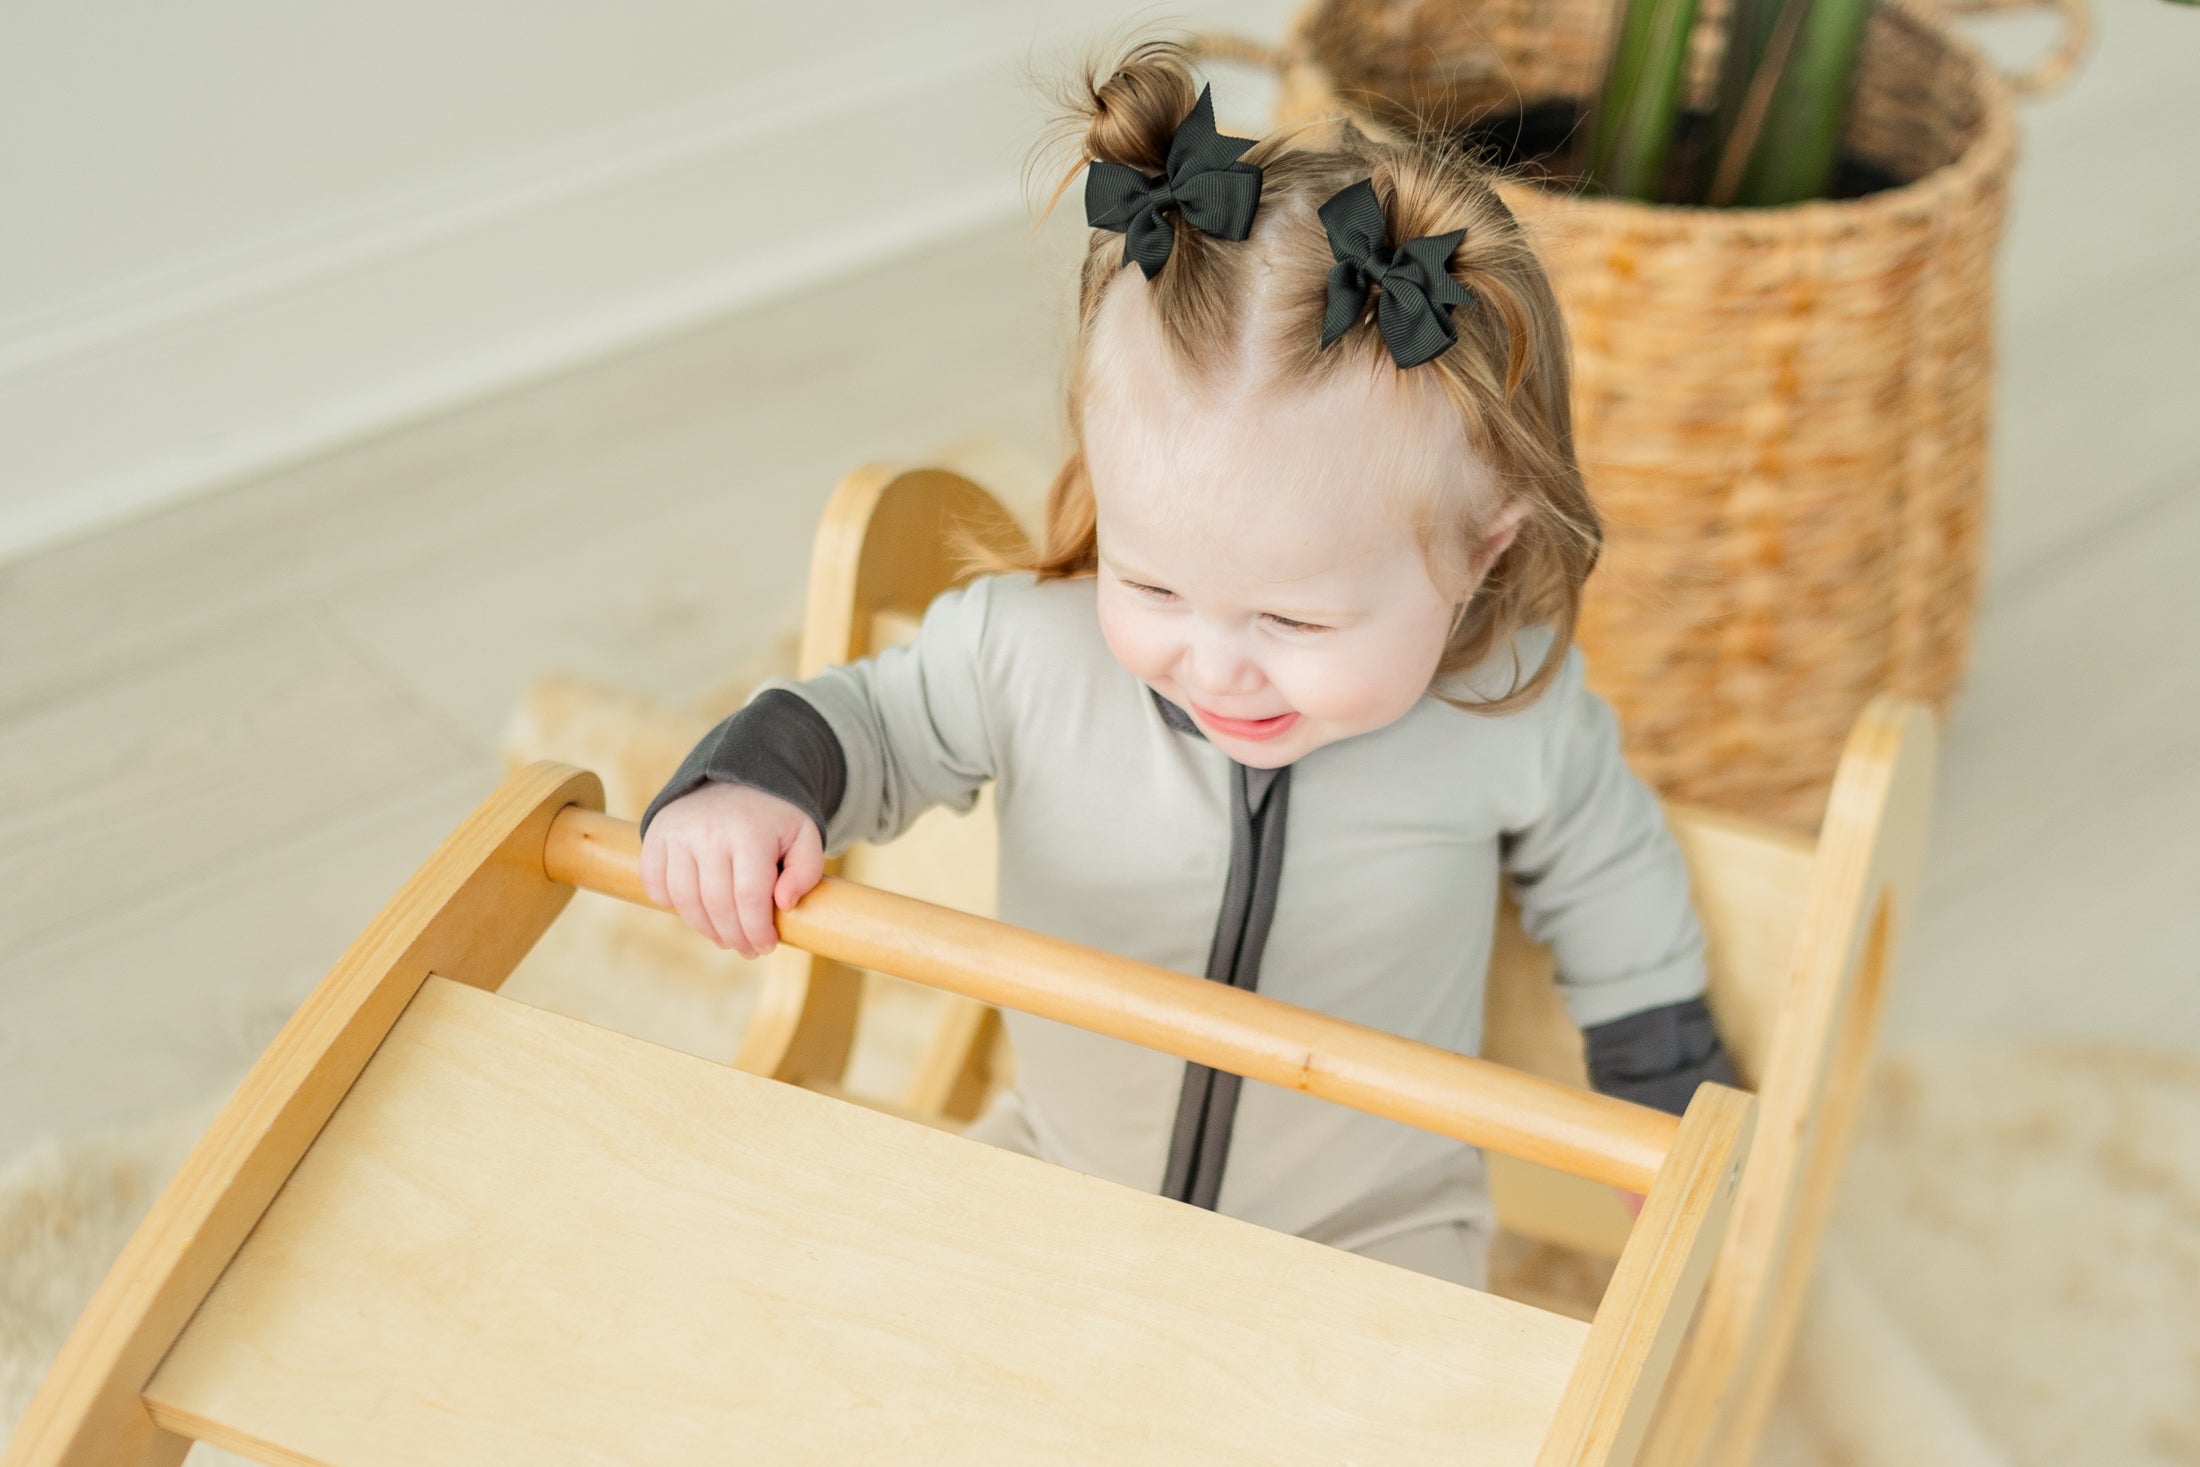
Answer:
[{"xmin": 542, "ymin": 805, "xmax": 1677, "ymax": 1193}]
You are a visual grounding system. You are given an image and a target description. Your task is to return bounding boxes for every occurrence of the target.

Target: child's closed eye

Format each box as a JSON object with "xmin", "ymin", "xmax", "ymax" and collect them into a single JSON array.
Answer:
[{"xmin": 1120, "ymin": 577, "xmax": 1329, "ymax": 632}]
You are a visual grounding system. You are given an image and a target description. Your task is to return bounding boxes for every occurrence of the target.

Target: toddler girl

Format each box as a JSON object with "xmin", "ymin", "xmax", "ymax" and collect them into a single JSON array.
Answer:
[{"xmin": 638, "ymin": 39, "xmax": 1734, "ymax": 1289}]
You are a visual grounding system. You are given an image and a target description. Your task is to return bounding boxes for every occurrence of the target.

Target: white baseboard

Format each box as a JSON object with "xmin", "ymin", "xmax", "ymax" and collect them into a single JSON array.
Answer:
[{"xmin": 0, "ymin": 13, "xmax": 1159, "ymax": 564}]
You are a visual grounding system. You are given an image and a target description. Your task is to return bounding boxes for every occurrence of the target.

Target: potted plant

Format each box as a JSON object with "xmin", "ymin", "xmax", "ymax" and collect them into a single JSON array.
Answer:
[{"xmin": 1196, "ymin": 0, "xmax": 2091, "ymax": 830}]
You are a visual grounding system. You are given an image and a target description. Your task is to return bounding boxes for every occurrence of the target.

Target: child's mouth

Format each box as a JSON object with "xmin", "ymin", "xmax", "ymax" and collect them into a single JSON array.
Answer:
[{"xmin": 1193, "ymin": 707, "xmax": 1301, "ymax": 741}]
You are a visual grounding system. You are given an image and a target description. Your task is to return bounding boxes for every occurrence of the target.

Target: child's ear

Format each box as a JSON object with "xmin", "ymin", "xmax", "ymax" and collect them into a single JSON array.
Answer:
[{"xmin": 1465, "ymin": 499, "xmax": 1533, "ymax": 585}]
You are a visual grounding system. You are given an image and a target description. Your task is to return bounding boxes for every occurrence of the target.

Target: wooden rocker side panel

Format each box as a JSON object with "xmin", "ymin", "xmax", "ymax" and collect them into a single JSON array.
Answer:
[
  {"xmin": 739, "ymin": 461, "xmax": 1028, "ymax": 1090},
  {"xmin": 1642, "ymin": 696, "xmax": 1939, "ymax": 1466},
  {"xmin": 796, "ymin": 461, "xmax": 1029, "ymax": 681},
  {"xmin": 2, "ymin": 764, "xmax": 602, "ymax": 1467},
  {"xmin": 1536, "ymin": 1084, "xmax": 1754, "ymax": 1467}
]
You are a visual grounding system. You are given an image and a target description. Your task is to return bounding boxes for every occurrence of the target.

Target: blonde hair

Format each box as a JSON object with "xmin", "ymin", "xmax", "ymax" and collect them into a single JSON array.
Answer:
[{"xmin": 1011, "ymin": 35, "xmax": 1599, "ymax": 714}]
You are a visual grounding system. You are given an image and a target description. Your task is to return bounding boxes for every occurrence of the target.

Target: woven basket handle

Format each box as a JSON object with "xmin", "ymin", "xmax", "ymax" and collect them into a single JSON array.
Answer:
[
  {"xmin": 1918, "ymin": 0, "xmax": 2093, "ymax": 93},
  {"xmin": 1196, "ymin": 0, "xmax": 2092, "ymax": 98},
  {"xmin": 1189, "ymin": 29, "xmax": 1369, "ymax": 142},
  {"xmin": 1189, "ymin": 31, "xmax": 1296, "ymax": 72}
]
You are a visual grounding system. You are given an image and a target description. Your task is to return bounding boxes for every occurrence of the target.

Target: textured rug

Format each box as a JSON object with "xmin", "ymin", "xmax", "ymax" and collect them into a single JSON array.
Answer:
[
  {"xmin": 1824, "ymin": 1044, "xmax": 2200, "ymax": 1464},
  {"xmin": 0, "ymin": 1096, "xmax": 258, "ymax": 1466}
]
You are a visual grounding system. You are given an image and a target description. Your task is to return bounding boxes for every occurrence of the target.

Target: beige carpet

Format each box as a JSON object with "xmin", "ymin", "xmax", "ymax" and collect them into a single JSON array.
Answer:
[
  {"xmin": 1824, "ymin": 1045, "xmax": 2200, "ymax": 1464},
  {"xmin": 0, "ymin": 1096, "xmax": 258, "ymax": 1466}
]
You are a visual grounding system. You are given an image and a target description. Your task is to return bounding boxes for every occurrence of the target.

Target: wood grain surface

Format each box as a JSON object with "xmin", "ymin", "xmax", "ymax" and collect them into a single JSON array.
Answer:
[{"xmin": 147, "ymin": 976, "xmax": 1588, "ymax": 1467}]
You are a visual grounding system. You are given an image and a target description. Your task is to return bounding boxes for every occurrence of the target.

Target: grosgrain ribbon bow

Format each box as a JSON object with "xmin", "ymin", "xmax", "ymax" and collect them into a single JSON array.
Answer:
[
  {"xmin": 1318, "ymin": 178, "xmax": 1474, "ymax": 369},
  {"xmin": 1084, "ymin": 84, "xmax": 1263, "ymax": 279}
]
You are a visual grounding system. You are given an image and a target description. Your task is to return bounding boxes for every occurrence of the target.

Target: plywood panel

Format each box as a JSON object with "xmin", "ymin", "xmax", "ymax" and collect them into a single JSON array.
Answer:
[
  {"xmin": 149, "ymin": 977, "xmax": 1586, "ymax": 1467},
  {"xmin": 1668, "ymin": 808, "xmax": 1816, "ymax": 1085}
]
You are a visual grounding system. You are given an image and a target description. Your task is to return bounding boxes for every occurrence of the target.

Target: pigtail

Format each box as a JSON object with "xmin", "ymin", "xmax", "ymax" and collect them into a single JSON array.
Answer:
[
  {"xmin": 1332, "ymin": 131, "xmax": 1600, "ymax": 713},
  {"xmin": 1025, "ymin": 35, "xmax": 1202, "ymax": 229},
  {"xmin": 1031, "ymin": 449, "xmax": 1100, "ymax": 578}
]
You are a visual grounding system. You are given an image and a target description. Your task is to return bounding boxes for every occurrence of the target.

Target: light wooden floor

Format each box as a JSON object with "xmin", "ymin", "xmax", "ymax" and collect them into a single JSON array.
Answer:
[{"xmin": 3, "ymin": 0, "xmax": 2196, "ymax": 1164}]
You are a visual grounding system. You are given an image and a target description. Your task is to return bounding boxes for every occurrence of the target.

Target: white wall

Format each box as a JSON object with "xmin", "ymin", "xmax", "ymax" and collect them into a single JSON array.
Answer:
[{"xmin": 0, "ymin": 0, "xmax": 1292, "ymax": 561}]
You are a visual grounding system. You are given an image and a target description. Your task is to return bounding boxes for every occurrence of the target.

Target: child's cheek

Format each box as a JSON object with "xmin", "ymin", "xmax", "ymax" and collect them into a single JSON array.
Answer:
[
  {"xmin": 1281, "ymin": 641, "xmax": 1432, "ymax": 734},
  {"xmin": 1095, "ymin": 587, "xmax": 1174, "ymax": 685}
]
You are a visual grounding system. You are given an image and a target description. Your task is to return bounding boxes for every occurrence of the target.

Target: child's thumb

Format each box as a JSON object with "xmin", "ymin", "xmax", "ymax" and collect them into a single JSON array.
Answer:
[{"xmin": 775, "ymin": 820, "xmax": 825, "ymax": 910}]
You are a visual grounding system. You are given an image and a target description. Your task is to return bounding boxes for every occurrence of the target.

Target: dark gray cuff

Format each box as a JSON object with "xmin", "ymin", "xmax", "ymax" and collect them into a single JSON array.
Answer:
[
  {"xmin": 638, "ymin": 688, "xmax": 848, "ymax": 843},
  {"xmin": 1581, "ymin": 996, "xmax": 1739, "ymax": 1117}
]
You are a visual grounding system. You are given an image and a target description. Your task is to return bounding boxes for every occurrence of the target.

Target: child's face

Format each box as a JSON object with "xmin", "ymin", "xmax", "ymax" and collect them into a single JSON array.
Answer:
[{"xmin": 1082, "ymin": 279, "xmax": 1524, "ymax": 769}]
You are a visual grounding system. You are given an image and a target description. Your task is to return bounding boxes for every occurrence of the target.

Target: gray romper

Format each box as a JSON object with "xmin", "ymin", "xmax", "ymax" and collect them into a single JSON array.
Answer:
[{"xmin": 642, "ymin": 572, "xmax": 1733, "ymax": 1288}]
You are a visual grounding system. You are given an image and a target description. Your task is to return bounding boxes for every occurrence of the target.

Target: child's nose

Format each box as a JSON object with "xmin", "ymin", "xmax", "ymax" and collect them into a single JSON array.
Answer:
[{"xmin": 1185, "ymin": 626, "xmax": 1262, "ymax": 697}]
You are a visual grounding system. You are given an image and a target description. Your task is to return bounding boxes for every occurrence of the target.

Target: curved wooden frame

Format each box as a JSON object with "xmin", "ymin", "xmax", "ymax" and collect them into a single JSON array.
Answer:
[
  {"xmin": 731, "ymin": 462, "xmax": 1027, "ymax": 1088},
  {"xmin": 1643, "ymin": 697, "xmax": 1936, "ymax": 1465},
  {"xmin": 10, "ymin": 766, "xmax": 1751, "ymax": 1467},
  {"xmin": 3, "ymin": 764, "xmax": 603, "ymax": 1467},
  {"xmin": 739, "ymin": 464, "xmax": 1940, "ymax": 1466}
]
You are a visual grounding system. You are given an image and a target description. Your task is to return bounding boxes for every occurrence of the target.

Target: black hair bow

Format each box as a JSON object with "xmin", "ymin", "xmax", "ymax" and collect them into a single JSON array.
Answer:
[
  {"xmin": 1317, "ymin": 178, "xmax": 1474, "ymax": 369},
  {"xmin": 1084, "ymin": 84, "xmax": 1263, "ymax": 279}
]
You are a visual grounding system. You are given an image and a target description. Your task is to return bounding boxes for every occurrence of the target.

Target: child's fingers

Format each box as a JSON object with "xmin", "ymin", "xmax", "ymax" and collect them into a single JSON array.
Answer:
[
  {"xmin": 732, "ymin": 848, "xmax": 780, "ymax": 957},
  {"xmin": 639, "ymin": 830, "xmax": 668, "ymax": 909},
  {"xmin": 662, "ymin": 846, "xmax": 708, "ymax": 945},
  {"xmin": 775, "ymin": 821, "xmax": 825, "ymax": 910},
  {"xmin": 694, "ymin": 849, "xmax": 745, "ymax": 954}
]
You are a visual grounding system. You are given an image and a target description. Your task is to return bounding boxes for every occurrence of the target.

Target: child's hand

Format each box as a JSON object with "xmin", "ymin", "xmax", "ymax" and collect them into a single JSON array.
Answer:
[{"xmin": 639, "ymin": 782, "xmax": 824, "ymax": 958}]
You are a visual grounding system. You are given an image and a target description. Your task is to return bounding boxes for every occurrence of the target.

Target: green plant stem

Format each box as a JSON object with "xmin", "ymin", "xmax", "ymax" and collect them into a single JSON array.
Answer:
[
  {"xmin": 1706, "ymin": 0, "xmax": 1815, "ymax": 205},
  {"xmin": 1587, "ymin": 0, "xmax": 1702, "ymax": 200},
  {"xmin": 1733, "ymin": 0, "xmax": 1876, "ymax": 204},
  {"xmin": 1699, "ymin": 0, "xmax": 1777, "ymax": 200}
]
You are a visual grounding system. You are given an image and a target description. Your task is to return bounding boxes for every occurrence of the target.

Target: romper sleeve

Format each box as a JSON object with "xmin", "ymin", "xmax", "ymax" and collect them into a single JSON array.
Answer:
[
  {"xmin": 1501, "ymin": 644, "xmax": 1737, "ymax": 1113},
  {"xmin": 638, "ymin": 576, "xmax": 1002, "ymax": 858}
]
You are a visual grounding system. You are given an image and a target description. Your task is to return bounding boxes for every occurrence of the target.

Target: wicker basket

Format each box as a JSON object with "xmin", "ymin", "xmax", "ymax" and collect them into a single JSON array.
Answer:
[{"xmin": 1204, "ymin": 0, "xmax": 2085, "ymax": 829}]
